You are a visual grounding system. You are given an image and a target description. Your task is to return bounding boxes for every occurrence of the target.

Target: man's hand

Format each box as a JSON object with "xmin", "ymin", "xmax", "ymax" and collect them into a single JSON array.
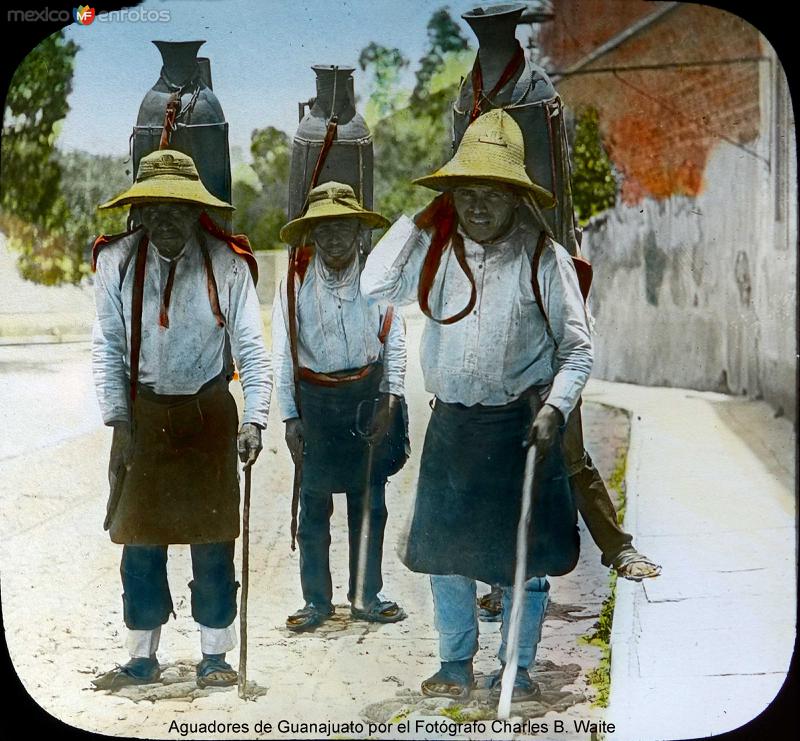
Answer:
[
  {"xmin": 366, "ymin": 393, "xmax": 398, "ymax": 444},
  {"xmin": 238, "ymin": 422, "xmax": 263, "ymax": 468},
  {"xmin": 109, "ymin": 421, "xmax": 133, "ymax": 488},
  {"xmin": 284, "ymin": 418, "xmax": 304, "ymax": 465},
  {"xmin": 526, "ymin": 404, "xmax": 563, "ymax": 454}
]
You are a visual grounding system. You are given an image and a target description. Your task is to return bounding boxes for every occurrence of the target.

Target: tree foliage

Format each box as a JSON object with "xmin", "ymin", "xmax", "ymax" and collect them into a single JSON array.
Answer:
[
  {"xmin": 412, "ymin": 8, "xmax": 470, "ymax": 102},
  {"xmin": 361, "ymin": 7, "xmax": 472, "ymax": 223},
  {"xmin": 0, "ymin": 31, "xmax": 102, "ymax": 284},
  {"xmin": 571, "ymin": 107, "xmax": 616, "ymax": 224},
  {"xmin": 358, "ymin": 43, "xmax": 410, "ymax": 124},
  {"xmin": 231, "ymin": 126, "xmax": 291, "ymax": 250}
]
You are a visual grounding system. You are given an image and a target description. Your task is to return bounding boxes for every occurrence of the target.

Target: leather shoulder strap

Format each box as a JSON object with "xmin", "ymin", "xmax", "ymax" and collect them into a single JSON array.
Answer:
[
  {"xmin": 129, "ymin": 232, "xmax": 149, "ymax": 404},
  {"xmin": 198, "ymin": 211, "xmax": 259, "ymax": 285},
  {"xmin": 91, "ymin": 226, "xmax": 142, "ymax": 273},
  {"xmin": 378, "ymin": 305, "xmax": 394, "ymax": 344},
  {"xmin": 286, "ymin": 247, "xmax": 302, "ymax": 417},
  {"xmin": 199, "ymin": 235, "xmax": 226, "ymax": 328},
  {"xmin": 531, "ymin": 231, "xmax": 555, "ymax": 343},
  {"xmin": 415, "ymin": 193, "xmax": 477, "ymax": 325}
]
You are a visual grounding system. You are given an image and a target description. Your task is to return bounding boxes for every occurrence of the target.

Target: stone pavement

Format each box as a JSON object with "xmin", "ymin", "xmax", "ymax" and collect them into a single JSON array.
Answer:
[
  {"xmin": 585, "ymin": 381, "xmax": 796, "ymax": 741},
  {"xmin": 2, "ymin": 314, "xmax": 626, "ymax": 739}
]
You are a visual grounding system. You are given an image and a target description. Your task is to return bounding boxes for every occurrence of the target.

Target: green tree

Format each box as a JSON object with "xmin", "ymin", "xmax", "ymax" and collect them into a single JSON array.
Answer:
[
  {"xmin": 360, "ymin": 7, "xmax": 473, "ymax": 223},
  {"xmin": 231, "ymin": 126, "xmax": 291, "ymax": 250},
  {"xmin": 55, "ymin": 149, "xmax": 130, "ymax": 263},
  {"xmin": 571, "ymin": 107, "xmax": 616, "ymax": 224},
  {"xmin": 0, "ymin": 31, "xmax": 97, "ymax": 284},
  {"xmin": 359, "ymin": 43, "xmax": 410, "ymax": 125},
  {"xmin": 412, "ymin": 8, "xmax": 469, "ymax": 101}
]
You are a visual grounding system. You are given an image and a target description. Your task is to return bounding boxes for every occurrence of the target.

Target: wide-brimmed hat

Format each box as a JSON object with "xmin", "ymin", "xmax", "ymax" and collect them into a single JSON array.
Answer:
[
  {"xmin": 413, "ymin": 109, "xmax": 555, "ymax": 207},
  {"xmin": 98, "ymin": 149, "xmax": 233, "ymax": 210},
  {"xmin": 280, "ymin": 181, "xmax": 390, "ymax": 245}
]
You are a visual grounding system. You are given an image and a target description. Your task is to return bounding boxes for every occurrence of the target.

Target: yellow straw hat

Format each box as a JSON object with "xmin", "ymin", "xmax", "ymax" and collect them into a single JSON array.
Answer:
[
  {"xmin": 98, "ymin": 149, "xmax": 233, "ymax": 210},
  {"xmin": 280, "ymin": 181, "xmax": 390, "ymax": 245},
  {"xmin": 413, "ymin": 109, "xmax": 555, "ymax": 208}
]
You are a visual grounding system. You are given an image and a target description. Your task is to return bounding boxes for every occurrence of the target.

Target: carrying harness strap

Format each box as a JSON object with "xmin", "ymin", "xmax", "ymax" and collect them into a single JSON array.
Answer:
[
  {"xmin": 129, "ymin": 233, "xmax": 149, "ymax": 404},
  {"xmin": 92, "ymin": 223, "xmax": 236, "ymax": 409},
  {"xmin": 415, "ymin": 48, "xmax": 524, "ymax": 325},
  {"xmin": 415, "ymin": 193, "xmax": 477, "ymax": 325},
  {"xmin": 531, "ymin": 231, "xmax": 594, "ymax": 348},
  {"xmin": 287, "ymin": 88, "xmax": 342, "ymax": 550},
  {"xmin": 469, "ymin": 43, "xmax": 526, "ymax": 122}
]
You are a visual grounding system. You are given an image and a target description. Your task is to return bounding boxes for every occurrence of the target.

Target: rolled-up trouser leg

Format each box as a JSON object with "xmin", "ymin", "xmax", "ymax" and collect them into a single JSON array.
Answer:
[
  {"xmin": 121, "ymin": 545, "xmax": 173, "ymax": 630},
  {"xmin": 564, "ymin": 403, "xmax": 634, "ymax": 566},
  {"xmin": 498, "ymin": 576, "xmax": 549, "ymax": 669},
  {"xmin": 430, "ymin": 574, "xmax": 479, "ymax": 662},
  {"xmin": 188, "ymin": 541, "xmax": 238, "ymax": 629}
]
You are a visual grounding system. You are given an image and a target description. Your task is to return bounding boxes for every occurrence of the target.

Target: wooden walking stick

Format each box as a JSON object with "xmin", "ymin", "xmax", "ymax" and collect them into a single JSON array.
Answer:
[
  {"xmin": 497, "ymin": 441, "xmax": 538, "ymax": 720},
  {"xmin": 238, "ymin": 460, "xmax": 254, "ymax": 700}
]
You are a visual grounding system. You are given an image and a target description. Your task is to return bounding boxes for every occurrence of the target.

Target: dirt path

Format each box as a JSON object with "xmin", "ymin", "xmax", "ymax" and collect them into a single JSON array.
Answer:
[{"xmin": 1, "ymin": 313, "xmax": 629, "ymax": 739}]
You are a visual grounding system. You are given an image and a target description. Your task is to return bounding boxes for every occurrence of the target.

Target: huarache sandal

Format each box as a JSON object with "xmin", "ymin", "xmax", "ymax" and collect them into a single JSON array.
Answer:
[
  {"xmin": 350, "ymin": 598, "xmax": 407, "ymax": 624},
  {"xmin": 420, "ymin": 659, "xmax": 474, "ymax": 701},
  {"xmin": 612, "ymin": 548, "xmax": 662, "ymax": 581},
  {"xmin": 196, "ymin": 654, "xmax": 238, "ymax": 688},
  {"xmin": 285, "ymin": 603, "xmax": 335, "ymax": 632},
  {"xmin": 91, "ymin": 656, "xmax": 161, "ymax": 690},
  {"xmin": 478, "ymin": 585, "xmax": 503, "ymax": 622},
  {"xmin": 489, "ymin": 666, "xmax": 541, "ymax": 702}
]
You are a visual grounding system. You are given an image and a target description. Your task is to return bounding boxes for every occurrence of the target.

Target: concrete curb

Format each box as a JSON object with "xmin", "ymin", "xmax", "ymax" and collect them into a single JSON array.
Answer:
[{"xmin": 590, "ymin": 380, "xmax": 796, "ymax": 741}]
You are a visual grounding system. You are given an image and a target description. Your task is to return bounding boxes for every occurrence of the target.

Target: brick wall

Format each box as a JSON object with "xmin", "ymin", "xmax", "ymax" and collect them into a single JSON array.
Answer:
[
  {"xmin": 538, "ymin": 0, "xmax": 663, "ymax": 71},
  {"xmin": 541, "ymin": 2, "xmax": 762, "ymax": 203}
]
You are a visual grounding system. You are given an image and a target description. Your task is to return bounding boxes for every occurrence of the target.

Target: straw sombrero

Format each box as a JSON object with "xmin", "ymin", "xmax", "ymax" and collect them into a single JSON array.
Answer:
[
  {"xmin": 98, "ymin": 149, "xmax": 233, "ymax": 210},
  {"xmin": 413, "ymin": 109, "xmax": 555, "ymax": 208},
  {"xmin": 280, "ymin": 181, "xmax": 389, "ymax": 245}
]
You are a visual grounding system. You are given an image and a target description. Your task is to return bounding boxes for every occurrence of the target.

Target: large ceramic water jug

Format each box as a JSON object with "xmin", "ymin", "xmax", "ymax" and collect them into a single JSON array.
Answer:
[
  {"xmin": 453, "ymin": 4, "xmax": 579, "ymax": 254},
  {"xmin": 288, "ymin": 65, "xmax": 373, "ymax": 229},
  {"xmin": 132, "ymin": 40, "xmax": 231, "ymax": 207}
]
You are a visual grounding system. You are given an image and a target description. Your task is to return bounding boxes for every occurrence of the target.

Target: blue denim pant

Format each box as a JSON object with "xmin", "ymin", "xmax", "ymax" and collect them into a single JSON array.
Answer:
[{"xmin": 430, "ymin": 574, "xmax": 549, "ymax": 668}]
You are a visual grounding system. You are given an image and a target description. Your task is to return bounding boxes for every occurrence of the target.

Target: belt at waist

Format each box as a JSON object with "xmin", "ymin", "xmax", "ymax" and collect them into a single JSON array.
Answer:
[
  {"xmin": 433, "ymin": 384, "xmax": 545, "ymax": 412},
  {"xmin": 134, "ymin": 372, "xmax": 227, "ymax": 405},
  {"xmin": 298, "ymin": 363, "xmax": 378, "ymax": 387}
]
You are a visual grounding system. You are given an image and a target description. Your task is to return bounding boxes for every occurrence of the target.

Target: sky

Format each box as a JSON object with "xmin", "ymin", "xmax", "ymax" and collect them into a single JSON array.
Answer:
[{"xmin": 54, "ymin": 0, "xmax": 509, "ymax": 161}]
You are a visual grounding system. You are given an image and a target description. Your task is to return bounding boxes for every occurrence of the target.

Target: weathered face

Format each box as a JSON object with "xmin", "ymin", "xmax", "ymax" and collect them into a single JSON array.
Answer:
[
  {"xmin": 140, "ymin": 202, "xmax": 202, "ymax": 259},
  {"xmin": 452, "ymin": 183, "xmax": 520, "ymax": 243},
  {"xmin": 311, "ymin": 217, "xmax": 361, "ymax": 271}
]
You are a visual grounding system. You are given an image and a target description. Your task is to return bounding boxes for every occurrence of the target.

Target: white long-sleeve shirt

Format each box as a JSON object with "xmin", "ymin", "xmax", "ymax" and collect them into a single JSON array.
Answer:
[
  {"xmin": 92, "ymin": 230, "xmax": 271, "ymax": 428},
  {"xmin": 272, "ymin": 253, "xmax": 406, "ymax": 421},
  {"xmin": 360, "ymin": 215, "xmax": 592, "ymax": 419}
]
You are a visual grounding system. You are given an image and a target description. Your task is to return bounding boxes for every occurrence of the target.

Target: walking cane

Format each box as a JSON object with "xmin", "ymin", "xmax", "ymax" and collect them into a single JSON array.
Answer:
[
  {"xmin": 497, "ymin": 441, "xmax": 538, "ymax": 720},
  {"xmin": 238, "ymin": 460, "xmax": 254, "ymax": 700}
]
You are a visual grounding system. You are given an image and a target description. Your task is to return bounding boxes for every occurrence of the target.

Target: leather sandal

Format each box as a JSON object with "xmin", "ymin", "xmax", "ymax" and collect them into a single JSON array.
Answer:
[
  {"xmin": 478, "ymin": 585, "xmax": 503, "ymax": 622},
  {"xmin": 91, "ymin": 656, "xmax": 160, "ymax": 690},
  {"xmin": 286, "ymin": 603, "xmax": 335, "ymax": 632},
  {"xmin": 421, "ymin": 660, "xmax": 474, "ymax": 701},
  {"xmin": 196, "ymin": 655, "xmax": 238, "ymax": 688},
  {"xmin": 489, "ymin": 666, "xmax": 541, "ymax": 702},
  {"xmin": 612, "ymin": 548, "xmax": 662, "ymax": 581},
  {"xmin": 350, "ymin": 598, "xmax": 407, "ymax": 624}
]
